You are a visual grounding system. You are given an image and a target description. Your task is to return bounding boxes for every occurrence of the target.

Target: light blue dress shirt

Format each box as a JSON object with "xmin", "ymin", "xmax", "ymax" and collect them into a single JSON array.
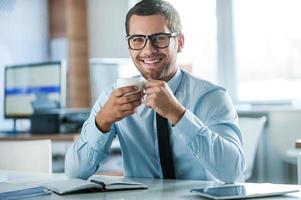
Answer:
[{"xmin": 65, "ymin": 68, "xmax": 245, "ymax": 183}]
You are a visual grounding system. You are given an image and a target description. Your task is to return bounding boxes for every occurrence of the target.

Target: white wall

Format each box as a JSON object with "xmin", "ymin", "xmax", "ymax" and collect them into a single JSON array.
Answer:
[
  {"xmin": 0, "ymin": 0, "xmax": 48, "ymax": 129},
  {"xmin": 88, "ymin": 0, "xmax": 130, "ymax": 58}
]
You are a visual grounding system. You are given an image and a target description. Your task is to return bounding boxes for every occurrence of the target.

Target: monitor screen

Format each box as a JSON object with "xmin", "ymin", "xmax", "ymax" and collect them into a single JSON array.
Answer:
[{"xmin": 4, "ymin": 62, "xmax": 66, "ymax": 118}]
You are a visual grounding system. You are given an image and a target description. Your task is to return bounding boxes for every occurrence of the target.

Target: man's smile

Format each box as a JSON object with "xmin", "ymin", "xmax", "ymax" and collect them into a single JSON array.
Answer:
[
  {"xmin": 139, "ymin": 56, "xmax": 164, "ymax": 67},
  {"xmin": 142, "ymin": 59, "xmax": 161, "ymax": 64}
]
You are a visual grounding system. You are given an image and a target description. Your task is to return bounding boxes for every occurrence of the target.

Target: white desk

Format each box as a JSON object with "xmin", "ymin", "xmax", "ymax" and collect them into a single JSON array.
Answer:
[{"xmin": 1, "ymin": 170, "xmax": 301, "ymax": 200}]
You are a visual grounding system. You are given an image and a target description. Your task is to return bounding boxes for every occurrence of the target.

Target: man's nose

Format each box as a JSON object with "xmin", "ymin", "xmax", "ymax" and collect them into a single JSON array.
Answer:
[{"xmin": 143, "ymin": 39, "xmax": 157, "ymax": 52}]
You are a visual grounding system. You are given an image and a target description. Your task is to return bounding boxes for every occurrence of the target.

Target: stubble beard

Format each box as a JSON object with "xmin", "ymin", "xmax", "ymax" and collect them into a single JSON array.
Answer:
[{"xmin": 136, "ymin": 63, "xmax": 171, "ymax": 81}]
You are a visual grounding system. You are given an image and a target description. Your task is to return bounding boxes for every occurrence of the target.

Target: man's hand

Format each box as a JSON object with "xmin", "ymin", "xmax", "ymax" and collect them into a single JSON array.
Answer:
[
  {"xmin": 96, "ymin": 86, "xmax": 144, "ymax": 132},
  {"xmin": 145, "ymin": 79, "xmax": 185, "ymax": 125}
]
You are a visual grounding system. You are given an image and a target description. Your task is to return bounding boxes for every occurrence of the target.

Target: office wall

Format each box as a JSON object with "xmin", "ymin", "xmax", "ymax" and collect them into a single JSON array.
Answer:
[
  {"xmin": 0, "ymin": 0, "xmax": 48, "ymax": 129},
  {"xmin": 88, "ymin": 0, "xmax": 129, "ymax": 58}
]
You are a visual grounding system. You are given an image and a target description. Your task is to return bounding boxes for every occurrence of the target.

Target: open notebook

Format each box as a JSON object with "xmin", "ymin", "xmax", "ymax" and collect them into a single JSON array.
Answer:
[{"xmin": 43, "ymin": 175, "xmax": 148, "ymax": 195}]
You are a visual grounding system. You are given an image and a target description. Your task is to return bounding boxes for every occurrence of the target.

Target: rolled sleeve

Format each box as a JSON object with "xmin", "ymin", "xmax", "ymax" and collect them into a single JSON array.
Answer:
[
  {"xmin": 64, "ymin": 85, "xmax": 117, "ymax": 179},
  {"xmin": 83, "ymin": 119, "xmax": 114, "ymax": 151},
  {"xmin": 171, "ymin": 88, "xmax": 245, "ymax": 182},
  {"xmin": 172, "ymin": 109, "xmax": 207, "ymax": 145}
]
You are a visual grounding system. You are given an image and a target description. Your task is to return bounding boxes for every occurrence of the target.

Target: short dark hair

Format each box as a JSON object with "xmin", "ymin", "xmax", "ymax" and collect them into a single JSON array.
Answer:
[{"xmin": 125, "ymin": 0, "xmax": 182, "ymax": 35}]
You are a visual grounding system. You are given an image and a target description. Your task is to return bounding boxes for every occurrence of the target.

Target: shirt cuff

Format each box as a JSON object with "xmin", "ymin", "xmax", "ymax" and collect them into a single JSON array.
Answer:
[{"xmin": 172, "ymin": 109, "xmax": 207, "ymax": 144}]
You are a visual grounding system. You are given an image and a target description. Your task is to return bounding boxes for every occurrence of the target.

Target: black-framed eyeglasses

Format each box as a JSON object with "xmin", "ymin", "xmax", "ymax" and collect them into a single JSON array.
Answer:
[{"xmin": 126, "ymin": 32, "xmax": 180, "ymax": 50}]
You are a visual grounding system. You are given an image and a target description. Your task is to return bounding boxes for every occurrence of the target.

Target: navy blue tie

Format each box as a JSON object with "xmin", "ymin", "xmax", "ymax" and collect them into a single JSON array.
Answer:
[{"xmin": 156, "ymin": 113, "xmax": 176, "ymax": 179}]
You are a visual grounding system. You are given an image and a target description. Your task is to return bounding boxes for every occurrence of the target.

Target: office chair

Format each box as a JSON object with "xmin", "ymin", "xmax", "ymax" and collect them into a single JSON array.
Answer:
[
  {"xmin": 239, "ymin": 116, "xmax": 267, "ymax": 181},
  {"xmin": 0, "ymin": 140, "xmax": 52, "ymax": 173}
]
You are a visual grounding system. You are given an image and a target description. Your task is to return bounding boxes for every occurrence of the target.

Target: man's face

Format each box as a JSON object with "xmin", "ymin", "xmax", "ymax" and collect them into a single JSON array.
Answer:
[{"xmin": 128, "ymin": 14, "xmax": 184, "ymax": 81}]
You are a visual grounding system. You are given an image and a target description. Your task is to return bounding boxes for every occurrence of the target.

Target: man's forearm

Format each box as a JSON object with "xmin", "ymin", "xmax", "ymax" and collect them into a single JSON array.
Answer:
[
  {"xmin": 65, "ymin": 140, "xmax": 100, "ymax": 179},
  {"xmin": 65, "ymin": 118, "xmax": 117, "ymax": 179},
  {"xmin": 172, "ymin": 109, "xmax": 245, "ymax": 182}
]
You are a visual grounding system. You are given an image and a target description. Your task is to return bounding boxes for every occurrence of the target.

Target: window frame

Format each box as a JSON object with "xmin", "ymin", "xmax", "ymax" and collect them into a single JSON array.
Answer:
[{"xmin": 216, "ymin": 0, "xmax": 238, "ymax": 102}]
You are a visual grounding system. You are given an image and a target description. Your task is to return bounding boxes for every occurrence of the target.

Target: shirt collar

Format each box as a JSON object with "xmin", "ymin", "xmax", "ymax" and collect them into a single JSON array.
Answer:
[{"xmin": 167, "ymin": 68, "xmax": 182, "ymax": 94}]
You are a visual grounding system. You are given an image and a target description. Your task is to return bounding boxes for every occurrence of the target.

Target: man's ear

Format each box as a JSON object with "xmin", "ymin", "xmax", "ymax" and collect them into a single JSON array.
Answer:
[{"xmin": 177, "ymin": 33, "xmax": 184, "ymax": 53}]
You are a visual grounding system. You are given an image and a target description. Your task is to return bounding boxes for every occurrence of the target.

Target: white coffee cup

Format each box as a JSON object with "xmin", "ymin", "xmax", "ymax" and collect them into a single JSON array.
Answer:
[{"xmin": 116, "ymin": 77, "xmax": 146, "ymax": 95}]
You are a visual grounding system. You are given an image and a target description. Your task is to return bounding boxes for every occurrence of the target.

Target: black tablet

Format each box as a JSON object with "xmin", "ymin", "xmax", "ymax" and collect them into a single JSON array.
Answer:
[{"xmin": 191, "ymin": 183, "xmax": 299, "ymax": 200}]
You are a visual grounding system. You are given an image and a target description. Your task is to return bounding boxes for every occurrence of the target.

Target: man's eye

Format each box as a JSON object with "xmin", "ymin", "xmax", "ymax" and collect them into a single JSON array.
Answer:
[
  {"xmin": 132, "ymin": 37, "xmax": 144, "ymax": 43},
  {"xmin": 153, "ymin": 36, "xmax": 167, "ymax": 42}
]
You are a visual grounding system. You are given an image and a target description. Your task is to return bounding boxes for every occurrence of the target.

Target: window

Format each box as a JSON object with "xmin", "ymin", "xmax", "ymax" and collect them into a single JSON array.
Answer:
[
  {"xmin": 233, "ymin": 0, "xmax": 301, "ymax": 102},
  {"xmin": 166, "ymin": 0, "xmax": 217, "ymax": 83},
  {"xmin": 169, "ymin": 0, "xmax": 301, "ymax": 103}
]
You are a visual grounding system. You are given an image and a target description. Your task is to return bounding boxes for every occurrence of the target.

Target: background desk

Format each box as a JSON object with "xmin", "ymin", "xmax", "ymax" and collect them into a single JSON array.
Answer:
[
  {"xmin": 297, "ymin": 140, "xmax": 301, "ymax": 149},
  {"xmin": 0, "ymin": 133, "xmax": 78, "ymax": 142},
  {"xmin": 287, "ymin": 139, "xmax": 301, "ymax": 184},
  {"xmin": 0, "ymin": 170, "xmax": 301, "ymax": 200}
]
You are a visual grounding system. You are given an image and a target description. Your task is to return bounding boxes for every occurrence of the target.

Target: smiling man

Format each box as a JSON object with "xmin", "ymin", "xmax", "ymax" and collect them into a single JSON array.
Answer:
[{"xmin": 65, "ymin": 0, "xmax": 245, "ymax": 183}]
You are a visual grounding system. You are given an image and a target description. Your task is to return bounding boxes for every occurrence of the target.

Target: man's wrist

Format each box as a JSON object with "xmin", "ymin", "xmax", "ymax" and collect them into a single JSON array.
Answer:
[
  {"xmin": 95, "ymin": 112, "xmax": 112, "ymax": 133},
  {"xmin": 168, "ymin": 104, "xmax": 186, "ymax": 125}
]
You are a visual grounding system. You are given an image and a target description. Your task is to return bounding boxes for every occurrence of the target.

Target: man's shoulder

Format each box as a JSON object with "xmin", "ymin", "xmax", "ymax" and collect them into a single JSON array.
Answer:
[{"xmin": 180, "ymin": 69, "xmax": 225, "ymax": 95}]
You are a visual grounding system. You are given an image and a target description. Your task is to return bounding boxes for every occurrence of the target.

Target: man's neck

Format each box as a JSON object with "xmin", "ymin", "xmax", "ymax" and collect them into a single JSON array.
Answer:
[{"xmin": 162, "ymin": 67, "xmax": 178, "ymax": 82}]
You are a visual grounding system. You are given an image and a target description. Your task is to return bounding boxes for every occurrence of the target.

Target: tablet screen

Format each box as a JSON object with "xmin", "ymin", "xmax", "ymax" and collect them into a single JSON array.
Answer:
[{"xmin": 192, "ymin": 185, "xmax": 245, "ymax": 197}]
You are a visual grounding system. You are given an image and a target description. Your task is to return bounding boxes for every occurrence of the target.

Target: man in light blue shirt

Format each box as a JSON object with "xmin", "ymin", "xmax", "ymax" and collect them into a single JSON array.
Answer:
[{"xmin": 65, "ymin": 0, "xmax": 245, "ymax": 183}]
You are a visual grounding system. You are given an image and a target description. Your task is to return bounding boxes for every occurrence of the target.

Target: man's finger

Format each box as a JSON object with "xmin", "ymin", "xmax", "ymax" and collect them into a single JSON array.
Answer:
[
  {"xmin": 145, "ymin": 86, "xmax": 160, "ymax": 95},
  {"xmin": 114, "ymin": 85, "xmax": 138, "ymax": 97},
  {"xmin": 117, "ymin": 92, "xmax": 144, "ymax": 104},
  {"xmin": 122, "ymin": 110, "xmax": 136, "ymax": 116},
  {"xmin": 144, "ymin": 79, "xmax": 165, "ymax": 89},
  {"xmin": 120, "ymin": 99, "xmax": 142, "ymax": 111}
]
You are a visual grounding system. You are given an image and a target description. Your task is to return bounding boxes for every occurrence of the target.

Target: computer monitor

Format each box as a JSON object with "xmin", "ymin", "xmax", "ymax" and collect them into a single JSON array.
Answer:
[{"xmin": 4, "ymin": 61, "xmax": 66, "ymax": 120}]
